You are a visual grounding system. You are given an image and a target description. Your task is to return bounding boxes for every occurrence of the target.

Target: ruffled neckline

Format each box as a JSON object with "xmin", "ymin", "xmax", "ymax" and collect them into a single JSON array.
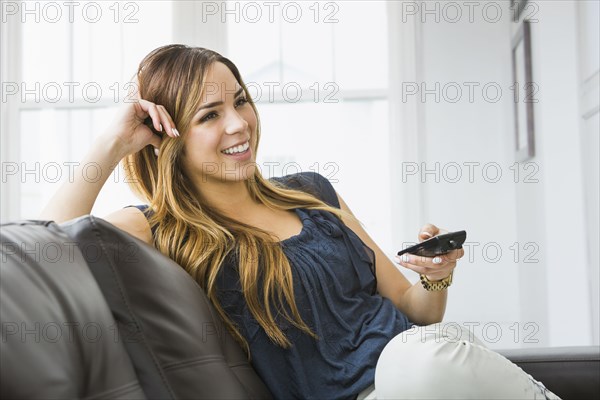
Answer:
[
  {"xmin": 281, "ymin": 207, "xmax": 378, "ymax": 295},
  {"xmin": 281, "ymin": 208, "xmax": 350, "ymax": 246},
  {"xmin": 279, "ymin": 208, "xmax": 313, "ymax": 245}
]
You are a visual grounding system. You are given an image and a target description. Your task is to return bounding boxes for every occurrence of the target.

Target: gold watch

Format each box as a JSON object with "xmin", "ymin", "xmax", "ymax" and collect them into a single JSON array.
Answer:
[{"xmin": 419, "ymin": 271, "xmax": 453, "ymax": 291}]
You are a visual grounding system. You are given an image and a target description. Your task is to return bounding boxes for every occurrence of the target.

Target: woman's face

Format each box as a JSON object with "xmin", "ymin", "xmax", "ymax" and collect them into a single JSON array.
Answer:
[{"xmin": 182, "ymin": 61, "xmax": 258, "ymax": 185}]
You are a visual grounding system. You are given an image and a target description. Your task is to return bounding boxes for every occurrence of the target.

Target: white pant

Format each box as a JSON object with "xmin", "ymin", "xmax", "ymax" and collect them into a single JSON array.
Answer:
[{"xmin": 358, "ymin": 324, "xmax": 561, "ymax": 400}]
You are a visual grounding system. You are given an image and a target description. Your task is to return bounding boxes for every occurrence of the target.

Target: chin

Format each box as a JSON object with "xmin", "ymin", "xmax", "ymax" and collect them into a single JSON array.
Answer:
[
  {"xmin": 217, "ymin": 162, "xmax": 257, "ymax": 183},
  {"xmin": 237, "ymin": 163, "xmax": 257, "ymax": 182}
]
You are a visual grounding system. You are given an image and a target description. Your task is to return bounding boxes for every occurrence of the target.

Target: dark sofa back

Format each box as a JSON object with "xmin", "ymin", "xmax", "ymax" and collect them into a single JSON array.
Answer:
[
  {"xmin": 1, "ymin": 220, "xmax": 146, "ymax": 399},
  {"xmin": 60, "ymin": 215, "xmax": 272, "ymax": 399},
  {"xmin": 3, "ymin": 217, "xmax": 599, "ymax": 399}
]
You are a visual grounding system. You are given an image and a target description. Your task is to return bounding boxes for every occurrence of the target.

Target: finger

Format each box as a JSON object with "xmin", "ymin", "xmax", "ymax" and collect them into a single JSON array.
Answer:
[
  {"xmin": 395, "ymin": 256, "xmax": 453, "ymax": 276},
  {"xmin": 156, "ymin": 105, "xmax": 179, "ymax": 137},
  {"xmin": 397, "ymin": 254, "xmax": 458, "ymax": 274},
  {"xmin": 418, "ymin": 223, "xmax": 439, "ymax": 241},
  {"xmin": 444, "ymin": 248, "xmax": 465, "ymax": 262},
  {"xmin": 395, "ymin": 254, "xmax": 441, "ymax": 269},
  {"xmin": 138, "ymin": 100, "xmax": 164, "ymax": 132},
  {"xmin": 147, "ymin": 135, "xmax": 162, "ymax": 150},
  {"xmin": 397, "ymin": 253, "xmax": 441, "ymax": 267}
]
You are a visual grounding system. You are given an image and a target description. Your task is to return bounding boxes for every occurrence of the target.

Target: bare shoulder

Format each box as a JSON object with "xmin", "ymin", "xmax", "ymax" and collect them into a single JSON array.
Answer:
[{"xmin": 103, "ymin": 207, "xmax": 153, "ymax": 245}]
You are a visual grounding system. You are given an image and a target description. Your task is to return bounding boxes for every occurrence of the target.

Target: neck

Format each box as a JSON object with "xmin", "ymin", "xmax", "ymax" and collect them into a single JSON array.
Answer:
[{"xmin": 194, "ymin": 177, "xmax": 260, "ymax": 218}]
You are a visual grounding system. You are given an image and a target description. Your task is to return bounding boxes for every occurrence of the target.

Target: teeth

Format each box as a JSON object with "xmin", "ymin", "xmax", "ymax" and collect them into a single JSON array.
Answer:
[{"xmin": 222, "ymin": 141, "xmax": 249, "ymax": 155}]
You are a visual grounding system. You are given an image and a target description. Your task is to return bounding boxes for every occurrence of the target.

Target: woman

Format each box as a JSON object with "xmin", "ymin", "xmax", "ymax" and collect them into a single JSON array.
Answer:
[{"xmin": 41, "ymin": 44, "xmax": 559, "ymax": 400}]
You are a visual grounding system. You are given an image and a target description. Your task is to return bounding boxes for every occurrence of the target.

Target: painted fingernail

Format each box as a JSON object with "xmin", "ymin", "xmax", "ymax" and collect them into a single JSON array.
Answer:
[
  {"xmin": 401, "ymin": 254, "xmax": 410, "ymax": 263},
  {"xmin": 433, "ymin": 257, "xmax": 442, "ymax": 264},
  {"xmin": 172, "ymin": 128, "xmax": 180, "ymax": 137},
  {"xmin": 159, "ymin": 123, "xmax": 163, "ymax": 132},
  {"xmin": 154, "ymin": 148, "xmax": 159, "ymax": 156}
]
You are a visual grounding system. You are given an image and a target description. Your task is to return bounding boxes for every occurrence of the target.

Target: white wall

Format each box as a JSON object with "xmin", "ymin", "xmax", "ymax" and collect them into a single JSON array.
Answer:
[
  {"xmin": 411, "ymin": 0, "xmax": 524, "ymax": 348},
  {"xmin": 525, "ymin": 0, "xmax": 593, "ymax": 347},
  {"xmin": 404, "ymin": 0, "xmax": 598, "ymax": 348},
  {"xmin": 577, "ymin": 0, "xmax": 600, "ymax": 345}
]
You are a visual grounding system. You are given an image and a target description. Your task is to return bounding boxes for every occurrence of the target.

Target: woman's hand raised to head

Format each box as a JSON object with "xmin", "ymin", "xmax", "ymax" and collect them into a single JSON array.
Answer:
[
  {"xmin": 105, "ymin": 98, "xmax": 180, "ymax": 161},
  {"xmin": 395, "ymin": 223, "xmax": 464, "ymax": 282},
  {"xmin": 39, "ymin": 98, "xmax": 179, "ymax": 223}
]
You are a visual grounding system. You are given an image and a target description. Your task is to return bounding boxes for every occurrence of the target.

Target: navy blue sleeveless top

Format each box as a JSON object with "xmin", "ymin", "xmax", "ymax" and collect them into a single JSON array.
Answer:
[{"xmin": 130, "ymin": 172, "xmax": 413, "ymax": 399}]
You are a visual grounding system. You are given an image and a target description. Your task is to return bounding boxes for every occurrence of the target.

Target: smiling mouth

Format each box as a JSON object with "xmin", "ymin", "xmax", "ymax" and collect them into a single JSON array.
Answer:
[{"xmin": 221, "ymin": 140, "xmax": 250, "ymax": 155}]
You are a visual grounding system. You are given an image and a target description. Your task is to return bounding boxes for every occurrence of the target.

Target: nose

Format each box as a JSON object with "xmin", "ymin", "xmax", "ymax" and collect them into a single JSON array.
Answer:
[{"xmin": 224, "ymin": 109, "xmax": 249, "ymax": 136}]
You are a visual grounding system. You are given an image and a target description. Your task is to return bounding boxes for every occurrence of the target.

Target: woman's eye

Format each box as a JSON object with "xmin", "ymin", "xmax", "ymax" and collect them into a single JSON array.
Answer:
[
  {"xmin": 200, "ymin": 112, "xmax": 218, "ymax": 123},
  {"xmin": 235, "ymin": 97, "xmax": 248, "ymax": 107},
  {"xmin": 199, "ymin": 98, "xmax": 247, "ymax": 123}
]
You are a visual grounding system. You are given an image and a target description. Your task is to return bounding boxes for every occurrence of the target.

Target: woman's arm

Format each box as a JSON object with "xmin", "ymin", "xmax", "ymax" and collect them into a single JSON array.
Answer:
[
  {"xmin": 39, "ymin": 99, "xmax": 177, "ymax": 224},
  {"xmin": 336, "ymin": 193, "xmax": 462, "ymax": 325},
  {"xmin": 39, "ymin": 136, "xmax": 125, "ymax": 223}
]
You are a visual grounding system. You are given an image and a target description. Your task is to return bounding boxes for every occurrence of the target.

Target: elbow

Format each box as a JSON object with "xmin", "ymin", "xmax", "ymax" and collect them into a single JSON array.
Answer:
[
  {"xmin": 427, "ymin": 314, "xmax": 445, "ymax": 325},
  {"xmin": 408, "ymin": 308, "xmax": 445, "ymax": 326},
  {"xmin": 412, "ymin": 315, "xmax": 444, "ymax": 326}
]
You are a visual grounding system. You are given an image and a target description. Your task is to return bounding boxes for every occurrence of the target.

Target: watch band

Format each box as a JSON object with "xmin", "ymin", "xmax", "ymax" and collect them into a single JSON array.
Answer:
[{"xmin": 419, "ymin": 271, "xmax": 453, "ymax": 291}]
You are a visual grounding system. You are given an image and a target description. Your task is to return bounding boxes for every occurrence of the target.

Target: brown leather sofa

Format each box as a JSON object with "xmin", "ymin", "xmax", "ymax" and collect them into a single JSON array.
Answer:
[{"xmin": 1, "ymin": 217, "xmax": 599, "ymax": 399}]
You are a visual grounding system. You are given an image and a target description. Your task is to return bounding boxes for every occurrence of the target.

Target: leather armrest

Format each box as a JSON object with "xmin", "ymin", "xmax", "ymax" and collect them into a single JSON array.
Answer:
[{"xmin": 498, "ymin": 346, "xmax": 600, "ymax": 400}]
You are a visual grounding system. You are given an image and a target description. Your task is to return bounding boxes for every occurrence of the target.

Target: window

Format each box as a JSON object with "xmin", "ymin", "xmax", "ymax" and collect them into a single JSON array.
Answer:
[
  {"xmin": 226, "ymin": 1, "xmax": 393, "ymax": 252},
  {"xmin": 3, "ymin": 0, "xmax": 395, "ymax": 255},
  {"xmin": 3, "ymin": 1, "xmax": 173, "ymax": 219}
]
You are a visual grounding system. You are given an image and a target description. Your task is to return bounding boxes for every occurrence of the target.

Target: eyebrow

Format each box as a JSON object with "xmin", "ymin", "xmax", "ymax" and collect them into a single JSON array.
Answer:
[{"xmin": 196, "ymin": 88, "xmax": 245, "ymax": 113}]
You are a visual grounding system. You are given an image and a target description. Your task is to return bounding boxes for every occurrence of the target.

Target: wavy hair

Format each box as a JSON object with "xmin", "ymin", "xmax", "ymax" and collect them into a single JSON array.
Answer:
[{"xmin": 123, "ymin": 44, "xmax": 359, "ymax": 355}]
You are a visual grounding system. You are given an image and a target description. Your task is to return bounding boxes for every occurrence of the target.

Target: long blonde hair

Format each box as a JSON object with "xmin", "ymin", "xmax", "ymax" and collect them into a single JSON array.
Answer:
[{"xmin": 124, "ymin": 44, "xmax": 359, "ymax": 354}]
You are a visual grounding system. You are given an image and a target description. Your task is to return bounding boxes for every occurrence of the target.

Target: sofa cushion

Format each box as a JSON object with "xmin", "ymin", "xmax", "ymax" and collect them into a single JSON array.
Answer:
[
  {"xmin": 0, "ymin": 220, "xmax": 145, "ymax": 399},
  {"xmin": 60, "ymin": 215, "xmax": 272, "ymax": 399}
]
